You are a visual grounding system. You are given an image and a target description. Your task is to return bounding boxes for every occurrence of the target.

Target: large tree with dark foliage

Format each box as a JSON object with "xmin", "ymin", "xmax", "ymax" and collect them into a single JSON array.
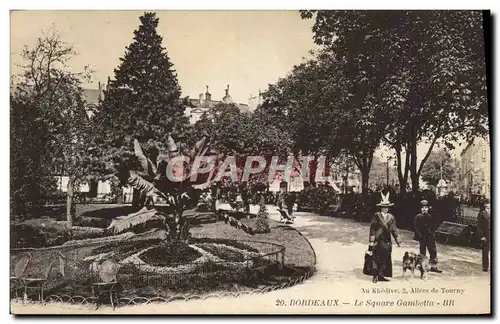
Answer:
[
  {"xmin": 93, "ymin": 12, "xmax": 191, "ymax": 210},
  {"xmin": 301, "ymin": 10, "xmax": 489, "ymax": 195},
  {"xmin": 261, "ymin": 55, "xmax": 347, "ymax": 185}
]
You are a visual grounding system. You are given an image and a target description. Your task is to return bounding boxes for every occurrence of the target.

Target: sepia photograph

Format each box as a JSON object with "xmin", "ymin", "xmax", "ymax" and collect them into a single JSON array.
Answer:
[{"xmin": 9, "ymin": 8, "xmax": 491, "ymax": 315}]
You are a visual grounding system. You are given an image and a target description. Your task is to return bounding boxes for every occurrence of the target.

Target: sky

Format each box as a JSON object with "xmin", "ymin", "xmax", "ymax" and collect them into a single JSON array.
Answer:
[
  {"xmin": 9, "ymin": 10, "xmax": 479, "ymax": 163},
  {"xmin": 10, "ymin": 10, "xmax": 318, "ymax": 105}
]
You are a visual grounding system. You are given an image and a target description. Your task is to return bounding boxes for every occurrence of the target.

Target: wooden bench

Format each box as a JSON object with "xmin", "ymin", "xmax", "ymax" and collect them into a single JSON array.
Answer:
[{"xmin": 435, "ymin": 221, "xmax": 472, "ymax": 245}]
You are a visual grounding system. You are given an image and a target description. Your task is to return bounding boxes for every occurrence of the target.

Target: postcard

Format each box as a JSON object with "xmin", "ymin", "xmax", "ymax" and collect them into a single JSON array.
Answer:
[{"xmin": 10, "ymin": 9, "xmax": 491, "ymax": 315}]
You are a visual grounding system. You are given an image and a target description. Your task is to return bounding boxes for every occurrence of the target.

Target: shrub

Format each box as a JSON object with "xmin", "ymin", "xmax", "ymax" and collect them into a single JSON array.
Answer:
[
  {"xmin": 297, "ymin": 186, "xmax": 338, "ymax": 211},
  {"xmin": 10, "ymin": 218, "xmax": 72, "ymax": 248},
  {"xmin": 255, "ymin": 203, "xmax": 271, "ymax": 234},
  {"xmin": 74, "ymin": 216, "xmax": 111, "ymax": 228},
  {"xmin": 71, "ymin": 226, "xmax": 106, "ymax": 240}
]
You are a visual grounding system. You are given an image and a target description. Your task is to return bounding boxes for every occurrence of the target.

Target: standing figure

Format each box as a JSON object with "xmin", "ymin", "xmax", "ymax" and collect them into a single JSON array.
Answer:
[
  {"xmin": 368, "ymin": 196, "xmax": 401, "ymax": 283},
  {"xmin": 414, "ymin": 200, "xmax": 443, "ymax": 273},
  {"xmin": 477, "ymin": 198, "xmax": 490, "ymax": 272},
  {"xmin": 286, "ymin": 192, "xmax": 295, "ymax": 216}
]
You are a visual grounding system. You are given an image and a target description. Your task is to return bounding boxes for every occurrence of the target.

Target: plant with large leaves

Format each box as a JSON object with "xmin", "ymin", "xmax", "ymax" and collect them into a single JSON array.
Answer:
[
  {"xmin": 106, "ymin": 134, "xmax": 210, "ymax": 242},
  {"xmin": 106, "ymin": 135, "xmax": 255, "ymax": 242}
]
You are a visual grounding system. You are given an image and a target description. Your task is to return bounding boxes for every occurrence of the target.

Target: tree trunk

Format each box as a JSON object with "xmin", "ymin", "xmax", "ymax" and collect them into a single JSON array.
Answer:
[
  {"xmin": 309, "ymin": 156, "xmax": 318, "ymax": 186},
  {"xmin": 358, "ymin": 167, "xmax": 371, "ymax": 222},
  {"xmin": 395, "ymin": 146, "xmax": 409, "ymax": 196},
  {"xmin": 409, "ymin": 130, "xmax": 419, "ymax": 196},
  {"xmin": 66, "ymin": 176, "xmax": 75, "ymax": 228}
]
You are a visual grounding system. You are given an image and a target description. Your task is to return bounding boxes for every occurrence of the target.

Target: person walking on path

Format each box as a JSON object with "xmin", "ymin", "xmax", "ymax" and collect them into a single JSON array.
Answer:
[
  {"xmin": 414, "ymin": 200, "xmax": 443, "ymax": 273},
  {"xmin": 368, "ymin": 195, "xmax": 401, "ymax": 283},
  {"xmin": 477, "ymin": 198, "xmax": 490, "ymax": 272}
]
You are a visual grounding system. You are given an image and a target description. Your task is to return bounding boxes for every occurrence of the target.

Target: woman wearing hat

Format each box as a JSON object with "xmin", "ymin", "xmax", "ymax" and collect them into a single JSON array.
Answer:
[
  {"xmin": 477, "ymin": 198, "xmax": 490, "ymax": 272},
  {"xmin": 368, "ymin": 194, "xmax": 401, "ymax": 283}
]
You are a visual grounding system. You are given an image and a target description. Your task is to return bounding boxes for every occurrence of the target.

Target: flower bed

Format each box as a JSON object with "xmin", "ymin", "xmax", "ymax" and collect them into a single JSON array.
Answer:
[{"xmin": 138, "ymin": 243, "xmax": 203, "ymax": 266}]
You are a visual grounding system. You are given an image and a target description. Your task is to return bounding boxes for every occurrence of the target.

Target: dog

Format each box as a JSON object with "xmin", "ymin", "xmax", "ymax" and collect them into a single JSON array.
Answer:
[
  {"xmin": 403, "ymin": 252, "xmax": 430, "ymax": 280},
  {"xmin": 415, "ymin": 254, "xmax": 430, "ymax": 280},
  {"xmin": 402, "ymin": 251, "xmax": 417, "ymax": 280}
]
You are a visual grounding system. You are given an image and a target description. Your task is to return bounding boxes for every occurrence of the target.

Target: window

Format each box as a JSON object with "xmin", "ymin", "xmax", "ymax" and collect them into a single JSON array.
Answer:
[{"xmin": 482, "ymin": 149, "xmax": 487, "ymax": 160}]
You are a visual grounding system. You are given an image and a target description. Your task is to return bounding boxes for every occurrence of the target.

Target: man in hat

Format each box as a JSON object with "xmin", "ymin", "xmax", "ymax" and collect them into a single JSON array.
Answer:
[
  {"xmin": 414, "ymin": 200, "xmax": 443, "ymax": 273},
  {"xmin": 477, "ymin": 198, "xmax": 490, "ymax": 272},
  {"xmin": 368, "ymin": 197, "xmax": 401, "ymax": 283}
]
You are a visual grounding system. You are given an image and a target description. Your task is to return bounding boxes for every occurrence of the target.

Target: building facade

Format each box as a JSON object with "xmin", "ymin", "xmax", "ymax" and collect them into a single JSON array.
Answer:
[
  {"xmin": 460, "ymin": 136, "xmax": 491, "ymax": 201},
  {"xmin": 185, "ymin": 85, "xmax": 251, "ymax": 124},
  {"xmin": 248, "ymin": 91, "xmax": 264, "ymax": 112}
]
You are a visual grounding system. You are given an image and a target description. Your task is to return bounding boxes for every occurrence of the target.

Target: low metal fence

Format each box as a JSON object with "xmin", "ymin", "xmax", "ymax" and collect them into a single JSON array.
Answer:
[{"xmin": 10, "ymin": 238, "xmax": 289, "ymax": 303}]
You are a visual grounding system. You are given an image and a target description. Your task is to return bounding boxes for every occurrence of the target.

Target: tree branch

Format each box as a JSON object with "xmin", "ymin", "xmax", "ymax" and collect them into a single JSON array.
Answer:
[{"xmin": 417, "ymin": 126, "xmax": 442, "ymax": 177}]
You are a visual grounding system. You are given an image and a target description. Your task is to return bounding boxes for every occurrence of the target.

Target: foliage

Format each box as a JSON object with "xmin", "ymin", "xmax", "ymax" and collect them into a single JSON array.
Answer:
[
  {"xmin": 11, "ymin": 29, "xmax": 93, "ymax": 220},
  {"xmin": 10, "ymin": 98, "xmax": 57, "ymax": 217},
  {"xmin": 92, "ymin": 12, "xmax": 192, "ymax": 208},
  {"xmin": 193, "ymin": 102, "xmax": 295, "ymax": 186},
  {"xmin": 107, "ymin": 207, "xmax": 168, "ymax": 235},
  {"xmin": 297, "ymin": 185, "xmax": 338, "ymax": 211},
  {"xmin": 420, "ymin": 148, "xmax": 459, "ymax": 186},
  {"xmin": 197, "ymin": 190, "xmax": 213, "ymax": 211},
  {"xmin": 139, "ymin": 242, "xmax": 202, "ymax": 266},
  {"xmin": 10, "ymin": 219, "xmax": 72, "ymax": 248},
  {"xmin": 87, "ymin": 11, "xmax": 216, "ymax": 246},
  {"xmin": 255, "ymin": 201, "xmax": 271, "ymax": 234},
  {"xmin": 260, "ymin": 56, "xmax": 345, "ymax": 187},
  {"xmin": 301, "ymin": 10, "xmax": 488, "ymax": 194}
]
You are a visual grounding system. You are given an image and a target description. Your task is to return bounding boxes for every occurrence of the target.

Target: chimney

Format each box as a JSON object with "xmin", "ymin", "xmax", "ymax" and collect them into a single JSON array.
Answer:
[{"xmin": 205, "ymin": 85, "xmax": 211, "ymax": 102}]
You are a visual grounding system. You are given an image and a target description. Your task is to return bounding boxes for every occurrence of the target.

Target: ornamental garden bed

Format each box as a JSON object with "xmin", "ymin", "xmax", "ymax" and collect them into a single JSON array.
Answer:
[{"xmin": 11, "ymin": 208, "xmax": 316, "ymax": 301}]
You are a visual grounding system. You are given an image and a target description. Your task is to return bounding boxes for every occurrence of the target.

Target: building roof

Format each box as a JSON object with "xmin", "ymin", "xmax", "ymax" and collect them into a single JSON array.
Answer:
[{"xmin": 188, "ymin": 98, "xmax": 249, "ymax": 114}]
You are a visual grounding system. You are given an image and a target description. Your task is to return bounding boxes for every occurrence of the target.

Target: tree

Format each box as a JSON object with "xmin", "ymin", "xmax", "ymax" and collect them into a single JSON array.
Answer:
[
  {"xmin": 11, "ymin": 29, "xmax": 92, "ymax": 225},
  {"xmin": 261, "ymin": 55, "xmax": 346, "ymax": 185},
  {"xmin": 254, "ymin": 199, "xmax": 271, "ymax": 234},
  {"xmin": 10, "ymin": 97, "xmax": 55, "ymax": 217},
  {"xmin": 420, "ymin": 149, "xmax": 459, "ymax": 187},
  {"xmin": 92, "ymin": 12, "xmax": 191, "ymax": 210},
  {"xmin": 301, "ymin": 10, "xmax": 489, "ymax": 195},
  {"xmin": 193, "ymin": 102, "xmax": 294, "ymax": 187}
]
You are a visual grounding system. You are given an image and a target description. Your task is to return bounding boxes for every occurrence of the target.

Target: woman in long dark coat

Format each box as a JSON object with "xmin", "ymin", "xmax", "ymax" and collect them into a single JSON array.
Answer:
[{"xmin": 368, "ymin": 195, "xmax": 401, "ymax": 283}]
